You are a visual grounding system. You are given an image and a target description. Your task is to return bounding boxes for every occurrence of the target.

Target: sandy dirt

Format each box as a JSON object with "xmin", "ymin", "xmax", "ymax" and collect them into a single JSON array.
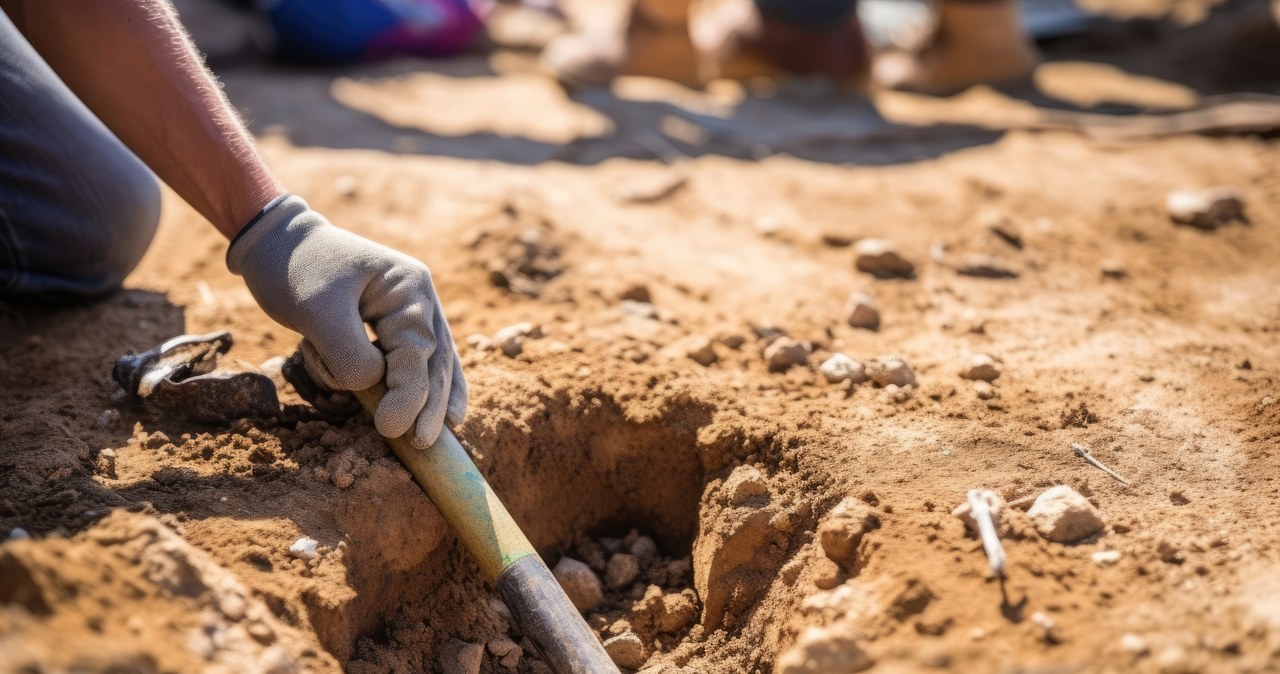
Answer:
[{"xmin": 2, "ymin": 2, "xmax": 1280, "ymax": 673}]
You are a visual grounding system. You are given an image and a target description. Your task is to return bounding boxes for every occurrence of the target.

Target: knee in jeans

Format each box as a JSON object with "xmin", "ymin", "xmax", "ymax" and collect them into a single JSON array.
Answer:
[{"xmin": 77, "ymin": 156, "xmax": 162, "ymax": 291}]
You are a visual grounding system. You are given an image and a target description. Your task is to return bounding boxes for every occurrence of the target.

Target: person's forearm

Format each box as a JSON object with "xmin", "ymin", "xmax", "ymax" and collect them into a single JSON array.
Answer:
[{"xmin": 1, "ymin": 0, "xmax": 279, "ymax": 238}]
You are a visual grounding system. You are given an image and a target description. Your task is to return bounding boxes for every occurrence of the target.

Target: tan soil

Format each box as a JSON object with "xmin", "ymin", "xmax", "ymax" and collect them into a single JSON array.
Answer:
[{"xmin": 3, "ymin": 4, "xmax": 1280, "ymax": 673}]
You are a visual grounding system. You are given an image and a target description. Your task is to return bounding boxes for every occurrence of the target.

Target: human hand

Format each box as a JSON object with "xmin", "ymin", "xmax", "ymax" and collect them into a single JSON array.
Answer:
[{"xmin": 228, "ymin": 194, "xmax": 466, "ymax": 447}]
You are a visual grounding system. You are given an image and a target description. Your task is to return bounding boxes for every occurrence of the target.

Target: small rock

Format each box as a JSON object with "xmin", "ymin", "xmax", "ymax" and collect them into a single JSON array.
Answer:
[
  {"xmin": 960, "ymin": 354, "xmax": 1002, "ymax": 382},
  {"xmin": 684, "ymin": 336, "xmax": 718, "ymax": 367},
  {"xmin": 288, "ymin": 537, "xmax": 319, "ymax": 561},
  {"xmin": 259, "ymin": 356, "xmax": 288, "ymax": 388},
  {"xmin": 493, "ymin": 322, "xmax": 541, "ymax": 358},
  {"xmin": 1092, "ymin": 550, "xmax": 1122, "ymax": 567},
  {"xmin": 1027, "ymin": 486, "xmax": 1105, "ymax": 543},
  {"xmin": 143, "ymin": 431, "xmax": 171, "ymax": 450},
  {"xmin": 606, "ymin": 553, "xmax": 641, "ymax": 590},
  {"xmin": 629, "ymin": 536, "xmax": 659, "ymax": 565},
  {"xmin": 1167, "ymin": 187, "xmax": 1246, "ymax": 229},
  {"xmin": 843, "ymin": 292, "xmax": 880, "ymax": 330},
  {"xmin": 1154, "ymin": 645, "xmax": 1193, "ymax": 674},
  {"xmin": 723, "ymin": 465, "xmax": 769, "ymax": 506},
  {"xmin": 951, "ymin": 491, "xmax": 1004, "ymax": 533},
  {"xmin": 865, "ymin": 356, "xmax": 916, "ymax": 388},
  {"xmin": 1100, "ymin": 261, "xmax": 1128, "ymax": 279},
  {"xmin": 1030, "ymin": 611, "xmax": 1058, "ymax": 643},
  {"xmin": 955, "ymin": 254, "xmax": 1019, "ymax": 279},
  {"xmin": 812, "ymin": 556, "xmax": 843, "ymax": 590},
  {"xmin": 438, "ymin": 640, "xmax": 484, "ymax": 674},
  {"xmin": 96, "ymin": 409, "xmax": 121, "ymax": 430},
  {"xmin": 488, "ymin": 637, "xmax": 522, "ymax": 669},
  {"xmin": 9, "ymin": 527, "xmax": 30, "ymax": 540},
  {"xmin": 334, "ymin": 175, "xmax": 359, "ymax": 198},
  {"xmin": 632, "ymin": 586, "xmax": 697, "ymax": 635},
  {"xmin": 763, "ymin": 338, "xmax": 811, "ymax": 373},
  {"xmin": 553, "ymin": 557, "xmax": 604, "ymax": 612},
  {"xmin": 618, "ymin": 283, "xmax": 652, "ymax": 303},
  {"xmin": 820, "ymin": 231, "xmax": 854, "ymax": 247},
  {"xmin": 620, "ymin": 300, "xmax": 659, "ymax": 319},
  {"xmin": 973, "ymin": 381, "xmax": 997, "ymax": 400},
  {"xmin": 95, "ymin": 448, "xmax": 118, "ymax": 479},
  {"xmin": 775, "ymin": 622, "xmax": 874, "ymax": 674},
  {"xmin": 755, "ymin": 215, "xmax": 784, "ymax": 237},
  {"xmin": 1119, "ymin": 632, "xmax": 1149, "ymax": 655},
  {"xmin": 603, "ymin": 631, "xmax": 647, "ymax": 670},
  {"xmin": 820, "ymin": 353, "xmax": 867, "ymax": 384},
  {"xmin": 817, "ymin": 497, "xmax": 881, "ymax": 568},
  {"xmin": 854, "ymin": 239, "xmax": 914, "ymax": 278}
]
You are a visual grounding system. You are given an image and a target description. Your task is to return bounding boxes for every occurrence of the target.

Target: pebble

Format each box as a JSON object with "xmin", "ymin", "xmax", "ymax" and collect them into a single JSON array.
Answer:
[
  {"xmin": 1027, "ymin": 486, "xmax": 1105, "ymax": 543},
  {"xmin": 775, "ymin": 622, "xmax": 874, "ymax": 674},
  {"xmin": 618, "ymin": 283, "xmax": 652, "ymax": 303},
  {"xmin": 960, "ymin": 354, "xmax": 1003, "ymax": 382},
  {"xmin": 552, "ymin": 557, "xmax": 604, "ymax": 612},
  {"xmin": 817, "ymin": 497, "xmax": 881, "ymax": 568},
  {"xmin": 95, "ymin": 449, "xmax": 118, "ymax": 479},
  {"xmin": 493, "ymin": 322, "xmax": 541, "ymax": 358},
  {"xmin": 620, "ymin": 300, "xmax": 659, "ymax": 319},
  {"xmin": 1100, "ymin": 260, "xmax": 1128, "ymax": 279},
  {"xmin": 1166, "ymin": 187, "xmax": 1246, "ymax": 229},
  {"xmin": 951, "ymin": 491, "xmax": 1004, "ymax": 533},
  {"xmin": 955, "ymin": 254, "xmax": 1019, "ymax": 279},
  {"xmin": 854, "ymin": 239, "xmax": 914, "ymax": 278},
  {"xmin": 1119, "ymin": 632, "xmax": 1149, "ymax": 655},
  {"xmin": 439, "ymin": 640, "xmax": 484, "ymax": 674},
  {"xmin": 812, "ymin": 557, "xmax": 843, "ymax": 590},
  {"xmin": 1030, "ymin": 612, "xmax": 1058, "ymax": 643},
  {"xmin": 820, "ymin": 353, "xmax": 867, "ymax": 384},
  {"xmin": 865, "ymin": 356, "xmax": 917, "ymax": 388},
  {"xmin": 723, "ymin": 465, "xmax": 769, "ymax": 506},
  {"xmin": 1092, "ymin": 550, "xmax": 1123, "ymax": 566},
  {"xmin": 843, "ymin": 292, "xmax": 880, "ymax": 330},
  {"xmin": 487, "ymin": 638, "xmax": 522, "ymax": 669},
  {"xmin": 288, "ymin": 537, "xmax": 319, "ymax": 561},
  {"xmin": 763, "ymin": 338, "xmax": 811, "ymax": 373},
  {"xmin": 973, "ymin": 381, "xmax": 997, "ymax": 400},
  {"xmin": 606, "ymin": 553, "xmax": 641, "ymax": 590},
  {"xmin": 683, "ymin": 336, "xmax": 718, "ymax": 367},
  {"xmin": 9, "ymin": 527, "xmax": 30, "ymax": 540},
  {"xmin": 602, "ymin": 631, "xmax": 647, "ymax": 670},
  {"xmin": 633, "ymin": 586, "xmax": 697, "ymax": 634},
  {"xmin": 96, "ymin": 409, "xmax": 121, "ymax": 430},
  {"xmin": 334, "ymin": 174, "xmax": 359, "ymax": 198},
  {"xmin": 629, "ymin": 536, "xmax": 659, "ymax": 564}
]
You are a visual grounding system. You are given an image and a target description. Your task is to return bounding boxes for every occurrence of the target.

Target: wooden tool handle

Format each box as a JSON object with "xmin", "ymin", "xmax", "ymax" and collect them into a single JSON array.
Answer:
[{"xmin": 354, "ymin": 383, "xmax": 620, "ymax": 674}]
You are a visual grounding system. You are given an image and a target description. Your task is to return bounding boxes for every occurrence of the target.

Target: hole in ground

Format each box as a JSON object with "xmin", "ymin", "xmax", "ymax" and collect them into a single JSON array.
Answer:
[{"xmin": 309, "ymin": 389, "xmax": 731, "ymax": 672}]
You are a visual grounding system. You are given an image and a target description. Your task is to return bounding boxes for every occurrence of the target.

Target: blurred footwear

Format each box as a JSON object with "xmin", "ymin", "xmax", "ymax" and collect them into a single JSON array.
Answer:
[{"xmin": 875, "ymin": 0, "xmax": 1039, "ymax": 95}]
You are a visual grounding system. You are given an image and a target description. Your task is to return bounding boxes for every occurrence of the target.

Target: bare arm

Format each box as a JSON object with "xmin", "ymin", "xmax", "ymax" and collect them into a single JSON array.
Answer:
[{"xmin": 1, "ymin": 0, "xmax": 278, "ymax": 237}]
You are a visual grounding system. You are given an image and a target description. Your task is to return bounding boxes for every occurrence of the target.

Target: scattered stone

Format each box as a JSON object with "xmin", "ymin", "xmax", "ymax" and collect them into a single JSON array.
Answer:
[
  {"xmin": 620, "ymin": 300, "xmax": 659, "ymax": 319},
  {"xmin": 1100, "ymin": 260, "xmax": 1128, "ymax": 279},
  {"xmin": 812, "ymin": 556, "xmax": 843, "ymax": 590},
  {"xmin": 854, "ymin": 239, "xmax": 914, "ymax": 278},
  {"xmin": 618, "ymin": 283, "xmax": 652, "ymax": 303},
  {"xmin": 632, "ymin": 586, "xmax": 697, "ymax": 635},
  {"xmin": 606, "ymin": 553, "xmax": 641, "ymax": 590},
  {"xmin": 143, "ymin": 431, "xmax": 171, "ymax": 450},
  {"xmin": 763, "ymin": 338, "xmax": 811, "ymax": 373},
  {"xmin": 95, "ymin": 448, "xmax": 118, "ymax": 479},
  {"xmin": 603, "ymin": 631, "xmax": 647, "ymax": 670},
  {"xmin": 755, "ymin": 215, "xmax": 784, "ymax": 237},
  {"xmin": 817, "ymin": 497, "xmax": 881, "ymax": 568},
  {"xmin": 843, "ymin": 292, "xmax": 880, "ymax": 330},
  {"xmin": 952, "ymin": 491, "xmax": 1004, "ymax": 533},
  {"xmin": 1166, "ymin": 187, "xmax": 1246, "ymax": 229},
  {"xmin": 288, "ymin": 537, "xmax": 319, "ymax": 561},
  {"xmin": 1092, "ymin": 550, "xmax": 1123, "ymax": 567},
  {"xmin": 955, "ymin": 254, "xmax": 1019, "ymax": 279},
  {"xmin": 683, "ymin": 336, "xmax": 718, "ymax": 367},
  {"xmin": 488, "ymin": 637, "xmax": 522, "ymax": 669},
  {"xmin": 820, "ymin": 231, "xmax": 855, "ymax": 247},
  {"xmin": 960, "ymin": 354, "xmax": 1003, "ymax": 382},
  {"xmin": 493, "ymin": 322, "xmax": 541, "ymax": 358},
  {"xmin": 775, "ymin": 622, "xmax": 874, "ymax": 674},
  {"xmin": 973, "ymin": 381, "xmax": 997, "ymax": 400},
  {"xmin": 1153, "ymin": 645, "xmax": 1192, "ymax": 674},
  {"xmin": 884, "ymin": 384, "xmax": 912, "ymax": 403},
  {"xmin": 723, "ymin": 465, "xmax": 769, "ymax": 506},
  {"xmin": 96, "ymin": 409, "xmax": 121, "ymax": 430},
  {"xmin": 334, "ymin": 175, "xmax": 359, "ymax": 198},
  {"xmin": 1030, "ymin": 611, "xmax": 1058, "ymax": 643},
  {"xmin": 553, "ymin": 557, "xmax": 604, "ymax": 612},
  {"xmin": 630, "ymin": 535, "xmax": 659, "ymax": 565},
  {"xmin": 1119, "ymin": 633, "xmax": 1150, "ymax": 655},
  {"xmin": 9, "ymin": 527, "xmax": 30, "ymax": 540},
  {"xmin": 1027, "ymin": 486, "xmax": 1105, "ymax": 543},
  {"xmin": 865, "ymin": 357, "xmax": 916, "ymax": 388},
  {"xmin": 820, "ymin": 353, "xmax": 867, "ymax": 384},
  {"xmin": 438, "ymin": 640, "xmax": 484, "ymax": 674}
]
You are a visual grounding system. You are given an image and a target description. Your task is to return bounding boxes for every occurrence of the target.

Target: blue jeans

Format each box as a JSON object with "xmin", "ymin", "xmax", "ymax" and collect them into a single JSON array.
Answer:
[{"xmin": 0, "ymin": 9, "xmax": 160, "ymax": 301}]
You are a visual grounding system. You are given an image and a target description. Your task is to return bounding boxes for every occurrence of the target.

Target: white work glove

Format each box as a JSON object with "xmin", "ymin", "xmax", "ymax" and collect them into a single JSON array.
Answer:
[{"xmin": 227, "ymin": 194, "xmax": 466, "ymax": 447}]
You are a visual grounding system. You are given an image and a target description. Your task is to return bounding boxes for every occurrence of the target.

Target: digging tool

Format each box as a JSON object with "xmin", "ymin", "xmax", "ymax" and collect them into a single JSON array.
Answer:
[{"xmin": 353, "ymin": 383, "xmax": 620, "ymax": 674}]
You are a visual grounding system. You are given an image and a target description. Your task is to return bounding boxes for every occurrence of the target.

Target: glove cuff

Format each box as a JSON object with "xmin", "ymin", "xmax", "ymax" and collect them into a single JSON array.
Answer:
[{"xmin": 226, "ymin": 193, "xmax": 313, "ymax": 275}]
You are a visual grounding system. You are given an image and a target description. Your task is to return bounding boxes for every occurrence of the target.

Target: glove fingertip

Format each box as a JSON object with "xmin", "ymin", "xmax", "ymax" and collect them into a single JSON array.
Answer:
[{"xmin": 373, "ymin": 404, "xmax": 414, "ymax": 441}]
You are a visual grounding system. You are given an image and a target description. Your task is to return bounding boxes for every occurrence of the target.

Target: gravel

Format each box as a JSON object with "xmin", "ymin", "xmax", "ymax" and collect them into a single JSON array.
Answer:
[
  {"xmin": 763, "ymin": 338, "xmax": 811, "ymax": 373},
  {"xmin": 820, "ymin": 353, "xmax": 867, "ymax": 384},
  {"xmin": 854, "ymin": 239, "xmax": 914, "ymax": 278},
  {"xmin": 1027, "ymin": 486, "xmax": 1105, "ymax": 543},
  {"xmin": 843, "ymin": 291, "xmax": 880, "ymax": 330},
  {"xmin": 552, "ymin": 557, "xmax": 604, "ymax": 612},
  {"xmin": 1166, "ymin": 187, "xmax": 1246, "ymax": 229},
  {"xmin": 605, "ymin": 553, "xmax": 641, "ymax": 589},
  {"xmin": 865, "ymin": 356, "xmax": 916, "ymax": 388},
  {"xmin": 960, "ymin": 354, "xmax": 1003, "ymax": 382},
  {"xmin": 288, "ymin": 537, "xmax": 319, "ymax": 561},
  {"xmin": 603, "ymin": 631, "xmax": 647, "ymax": 670}
]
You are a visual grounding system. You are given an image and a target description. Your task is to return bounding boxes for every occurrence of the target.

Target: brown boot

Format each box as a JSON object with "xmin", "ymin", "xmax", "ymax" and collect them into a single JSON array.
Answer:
[
  {"xmin": 540, "ymin": 0, "xmax": 701, "ymax": 88},
  {"xmin": 876, "ymin": 0, "xmax": 1039, "ymax": 95},
  {"xmin": 698, "ymin": 2, "xmax": 871, "ymax": 89}
]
